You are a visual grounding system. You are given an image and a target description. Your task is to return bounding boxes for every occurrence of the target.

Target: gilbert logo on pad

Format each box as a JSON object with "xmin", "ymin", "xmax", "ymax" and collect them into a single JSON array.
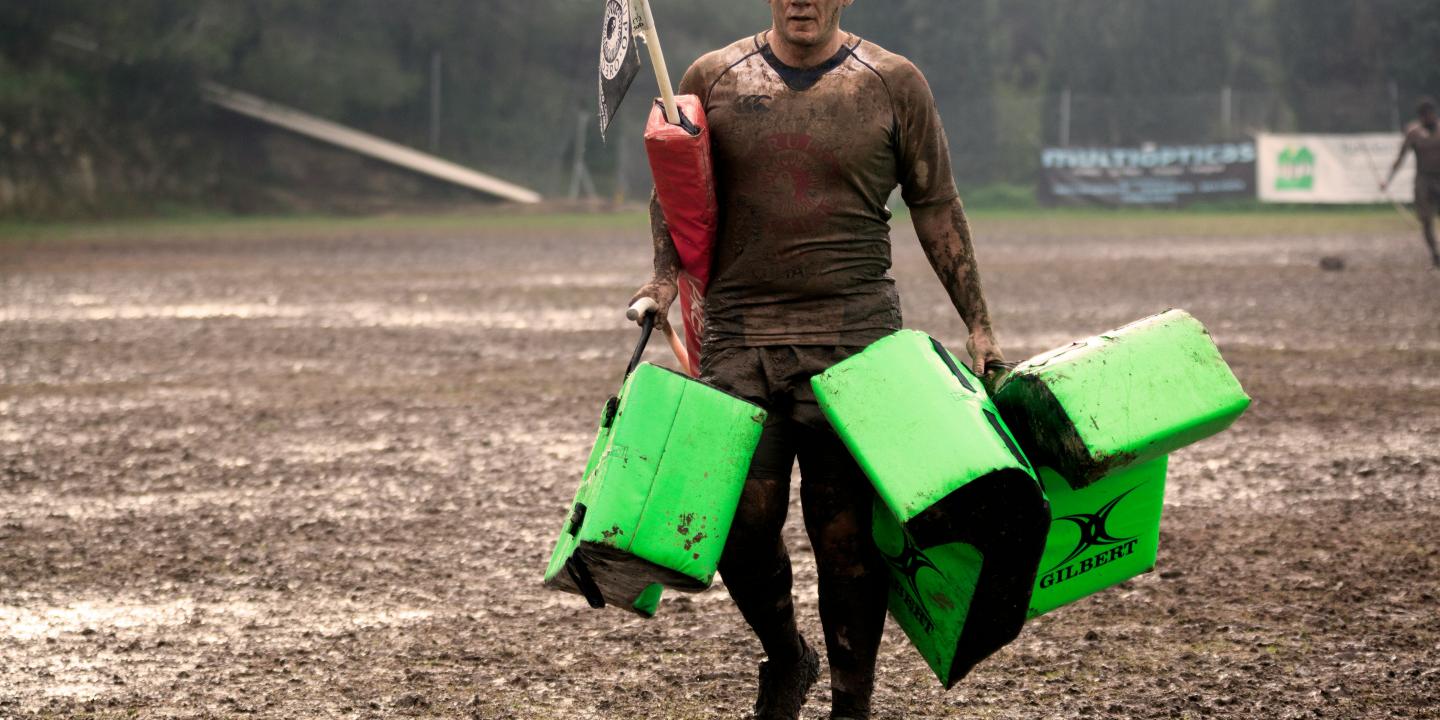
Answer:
[{"xmin": 1038, "ymin": 482, "xmax": 1149, "ymax": 590}]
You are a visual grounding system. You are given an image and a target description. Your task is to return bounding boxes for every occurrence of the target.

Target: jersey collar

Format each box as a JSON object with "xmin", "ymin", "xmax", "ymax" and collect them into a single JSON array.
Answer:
[{"xmin": 758, "ymin": 32, "xmax": 859, "ymax": 92}]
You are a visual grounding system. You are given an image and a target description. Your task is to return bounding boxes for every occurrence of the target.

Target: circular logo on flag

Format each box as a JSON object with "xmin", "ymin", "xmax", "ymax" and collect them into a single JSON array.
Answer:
[{"xmin": 600, "ymin": 0, "xmax": 632, "ymax": 81}]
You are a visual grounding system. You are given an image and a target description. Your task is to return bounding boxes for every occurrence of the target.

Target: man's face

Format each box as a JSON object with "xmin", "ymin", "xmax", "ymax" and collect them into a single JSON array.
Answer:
[
  {"xmin": 767, "ymin": 0, "xmax": 852, "ymax": 48},
  {"xmin": 1422, "ymin": 108, "xmax": 1438, "ymax": 130}
]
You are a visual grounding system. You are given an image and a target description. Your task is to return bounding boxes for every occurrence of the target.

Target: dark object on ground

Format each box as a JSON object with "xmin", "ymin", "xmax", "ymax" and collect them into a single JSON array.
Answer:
[{"xmin": 1320, "ymin": 256, "xmax": 1346, "ymax": 271}]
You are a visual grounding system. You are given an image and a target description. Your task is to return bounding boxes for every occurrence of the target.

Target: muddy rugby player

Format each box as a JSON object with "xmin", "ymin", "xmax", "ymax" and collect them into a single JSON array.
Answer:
[
  {"xmin": 1383, "ymin": 98, "xmax": 1440, "ymax": 268},
  {"xmin": 629, "ymin": 1, "xmax": 1004, "ymax": 717}
]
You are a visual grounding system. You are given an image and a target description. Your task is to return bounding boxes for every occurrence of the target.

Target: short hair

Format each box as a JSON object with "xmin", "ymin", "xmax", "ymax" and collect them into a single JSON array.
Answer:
[{"xmin": 1420, "ymin": 97, "xmax": 1437, "ymax": 115}]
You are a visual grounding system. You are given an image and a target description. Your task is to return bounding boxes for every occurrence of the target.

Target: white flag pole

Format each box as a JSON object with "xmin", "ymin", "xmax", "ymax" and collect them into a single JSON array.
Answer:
[{"xmin": 632, "ymin": 0, "xmax": 680, "ymax": 125}]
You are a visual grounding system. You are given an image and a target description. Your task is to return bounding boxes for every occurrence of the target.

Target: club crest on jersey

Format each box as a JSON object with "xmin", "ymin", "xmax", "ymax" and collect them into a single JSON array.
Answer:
[{"xmin": 747, "ymin": 133, "xmax": 842, "ymax": 233}]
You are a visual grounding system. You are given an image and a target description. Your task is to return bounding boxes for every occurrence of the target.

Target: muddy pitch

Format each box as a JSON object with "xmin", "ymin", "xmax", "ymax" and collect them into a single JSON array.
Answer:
[{"xmin": 2, "ymin": 213, "xmax": 1437, "ymax": 719}]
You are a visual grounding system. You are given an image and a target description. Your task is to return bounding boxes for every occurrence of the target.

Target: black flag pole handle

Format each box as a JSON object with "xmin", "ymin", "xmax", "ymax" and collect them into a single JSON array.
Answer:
[
  {"xmin": 631, "ymin": 0, "xmax": 681, "ymax": 125},
  {"xmin": 626, "ymin": 297, "xmax": 693, "ymax": 376}
]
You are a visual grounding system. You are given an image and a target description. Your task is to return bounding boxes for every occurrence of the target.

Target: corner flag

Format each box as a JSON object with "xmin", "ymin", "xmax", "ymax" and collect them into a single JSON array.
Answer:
[
  {"xmin": 598, "ymin": 0, "xmax": 642, "ymax": 141},
  {"xmin": 601, "ymin": 0, "xmax": 715, "ymax": 377}
]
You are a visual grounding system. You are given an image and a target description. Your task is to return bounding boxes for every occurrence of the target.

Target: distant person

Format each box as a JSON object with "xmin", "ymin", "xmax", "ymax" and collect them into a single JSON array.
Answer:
[
  {"xmin": 1382, "ymin": 98, "xmax": 1440, "ymax": 268},
  {"xmin": 629, "ymin": 1, "xmax": 1005, "ymax": 718}
]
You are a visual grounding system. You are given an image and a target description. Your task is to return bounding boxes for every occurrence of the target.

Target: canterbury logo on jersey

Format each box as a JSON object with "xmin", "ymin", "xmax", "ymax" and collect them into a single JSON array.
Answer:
[{"xmin": 734, "ymin": 95, "xmax": 773, "ymax": 114}]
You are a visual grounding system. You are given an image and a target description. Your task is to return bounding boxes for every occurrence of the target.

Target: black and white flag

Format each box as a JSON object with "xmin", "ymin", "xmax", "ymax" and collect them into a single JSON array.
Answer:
[{"xmin": 598, "ymin": 0, "xmax": 642, "ymax": 141}]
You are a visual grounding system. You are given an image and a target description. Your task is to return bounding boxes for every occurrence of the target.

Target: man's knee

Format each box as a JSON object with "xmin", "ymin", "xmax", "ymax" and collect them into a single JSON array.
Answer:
[
  {"xmin": 722, "ymin": 476, "xmax": 789, "ymax": 561},
  {"xmin": 734, "ymin": 473, "xmax": 788, "ymax": 526},
  {"xmin": 808, "ymin": 509, "xmax": 879, "ymax": 580}
]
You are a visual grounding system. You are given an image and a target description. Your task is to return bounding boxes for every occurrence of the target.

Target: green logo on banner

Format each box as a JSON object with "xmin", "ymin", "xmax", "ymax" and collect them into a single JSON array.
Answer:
[{"xmin": 1276, "ymin": 146, "xmax": 1315, "ymax": 191}]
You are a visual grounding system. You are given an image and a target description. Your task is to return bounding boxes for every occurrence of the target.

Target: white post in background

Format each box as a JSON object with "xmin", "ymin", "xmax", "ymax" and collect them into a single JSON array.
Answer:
[
  {"xmin": 633, "ymin": 0, "xmax": 680, "ymax": 125},
  {"xmin": 614, "ymin": 130, "xmax": 629, "ymax": 205},
  {"xmin": 1221, "ymin": 85, "xmax": 1233, "ymax": 138},
  {"xmin": 429, "ymin": 50, "xmax": 442, "ymax": 153},
  {"xmin": 569, "ymin": 110, "xmax": 598, "ymax": 201},
  {"xmin": 1059, "ymin": 88, "xmax": 1072, "ymax": 147},
  {"xmin": 1389, "ymin": 79, "xmax": 1401, "ymax": 130}
]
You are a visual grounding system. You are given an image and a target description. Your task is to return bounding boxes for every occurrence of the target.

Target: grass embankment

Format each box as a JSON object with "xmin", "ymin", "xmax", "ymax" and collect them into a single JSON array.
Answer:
[
  {"xmin": 0, "ymin": 205, "xmax": 1410, "ymax": 243},
  {"xmin": 0, "ymin": 209, "xmax": 649, "ymax": 243}
]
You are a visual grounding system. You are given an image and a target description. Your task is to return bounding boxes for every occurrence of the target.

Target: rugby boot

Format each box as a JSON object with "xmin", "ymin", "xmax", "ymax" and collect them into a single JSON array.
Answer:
[{"xmin": 752, "ymin": 636, "xmax": 820, "ymax": 720}]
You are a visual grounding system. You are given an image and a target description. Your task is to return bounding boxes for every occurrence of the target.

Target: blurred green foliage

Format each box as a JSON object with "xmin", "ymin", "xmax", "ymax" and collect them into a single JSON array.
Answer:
[{"xmin": 1, "ymin": 1, "xmax": 1437, "ymax": 217}]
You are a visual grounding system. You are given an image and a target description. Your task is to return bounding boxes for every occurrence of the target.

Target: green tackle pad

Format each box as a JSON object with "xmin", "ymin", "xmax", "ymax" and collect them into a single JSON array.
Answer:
[
  {"xmin": 544, "ymin": 363, "xmax": 766, "ymax": 617},
  {"xmin": 813, "ymin": 331, "xmax": 1051, "ymax": 685},
  {"xmin": 993, "ymin": 309, "xmax": 1250, "ymax": 489},
  {"xmin": 1028, "ymin": 456, "xmax": 1169, "ymax": 618}
]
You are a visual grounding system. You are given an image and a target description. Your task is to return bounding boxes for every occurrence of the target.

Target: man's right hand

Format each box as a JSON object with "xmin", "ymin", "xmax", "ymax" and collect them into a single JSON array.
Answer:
[{"xmin": 629, "ymin": 277, "xmax": 678, "ymax": 331}]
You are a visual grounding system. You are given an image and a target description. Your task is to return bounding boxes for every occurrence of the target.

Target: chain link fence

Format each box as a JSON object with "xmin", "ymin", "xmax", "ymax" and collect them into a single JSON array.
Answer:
[{"xmin": 562, "ymin": 83, "xmax": 1421, "ymax": 202}]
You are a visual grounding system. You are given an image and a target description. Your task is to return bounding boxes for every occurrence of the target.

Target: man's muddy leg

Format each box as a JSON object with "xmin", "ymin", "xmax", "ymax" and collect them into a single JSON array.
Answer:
[
  {"xmin": 718, "ymin": 421, "xmax": 805, "ymax": 663},
  {"xmin": 1423, "ymin": 213, "xmax": 1439, "ymax": 267},
  {"xmin": 797, "ymin": 428, "xmax": 887, "ymax": 720},
  {"xmin": 1418, "ymin": 182, "xmax": 1440, "ymax": 268}
]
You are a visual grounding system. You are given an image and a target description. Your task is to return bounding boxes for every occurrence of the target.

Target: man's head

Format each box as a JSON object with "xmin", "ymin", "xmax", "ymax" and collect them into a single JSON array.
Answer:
[
  {"xmin": 1419, "ymin": 98, "xmax": 1437, "ymax": 129},
  {"xmin": 765, "ymin": 0, "xmax": 854, "ymax": 49}
]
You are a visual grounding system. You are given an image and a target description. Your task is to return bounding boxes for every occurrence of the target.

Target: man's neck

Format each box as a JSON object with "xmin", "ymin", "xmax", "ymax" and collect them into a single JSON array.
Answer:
[{"xmin": 767, "ymin": 29, "xmax": 848, "ymax": 69}]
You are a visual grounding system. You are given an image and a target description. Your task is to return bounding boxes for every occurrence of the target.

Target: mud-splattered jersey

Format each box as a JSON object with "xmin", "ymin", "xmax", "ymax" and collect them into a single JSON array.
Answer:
[
  {"xmin": 678, "ymin": 33, "xmax": 958, "ymax": 351},
  {"xmin": 1405, "ymin": 122, "xmax": 1440, "ymax": 177}
]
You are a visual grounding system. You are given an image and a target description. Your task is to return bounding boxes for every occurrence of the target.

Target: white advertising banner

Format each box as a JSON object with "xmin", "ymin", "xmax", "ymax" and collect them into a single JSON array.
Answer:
[{"xmin": 1257, "ymin": 133, "xmax": 1415, "ymax": 204}]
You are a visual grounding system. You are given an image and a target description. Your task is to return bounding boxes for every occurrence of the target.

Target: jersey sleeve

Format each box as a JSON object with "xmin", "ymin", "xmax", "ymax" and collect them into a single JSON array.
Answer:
[
  {"xmin": 891, "ymin": 61, "xmax": 960, "ymax": 208},
  {"xmin": 678, "ymin": 61, "xmax": 706, "ymax": 101},
  {"xmin": 678, "ymin": 51, "xmax": 722, "ymax": 107}
]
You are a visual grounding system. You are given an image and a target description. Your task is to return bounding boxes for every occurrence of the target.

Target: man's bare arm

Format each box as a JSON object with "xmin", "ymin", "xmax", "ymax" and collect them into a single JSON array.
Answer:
[
  {"xmin": 911, "ymin": 197, "xmax": 1004, "ymax": 374},
  {"xmin": 629, "ymin": 189, "xmax": 682, "ymax": 327},
  {"xmin": 1385, "ymin": 131, "xmax": 1415, "ymax": 188}
]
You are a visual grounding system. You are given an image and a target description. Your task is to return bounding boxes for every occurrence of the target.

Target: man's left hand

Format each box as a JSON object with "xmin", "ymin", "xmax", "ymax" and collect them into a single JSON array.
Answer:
[{"xmin": 966, "ymin": 328, "xmax": 1005, "ymax": 377}]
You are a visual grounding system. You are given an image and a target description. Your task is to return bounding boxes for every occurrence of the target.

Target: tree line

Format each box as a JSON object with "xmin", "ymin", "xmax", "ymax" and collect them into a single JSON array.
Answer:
[{"xmin": 1, "ymin": 1, "xmax": 1436, "ymax": 216}]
